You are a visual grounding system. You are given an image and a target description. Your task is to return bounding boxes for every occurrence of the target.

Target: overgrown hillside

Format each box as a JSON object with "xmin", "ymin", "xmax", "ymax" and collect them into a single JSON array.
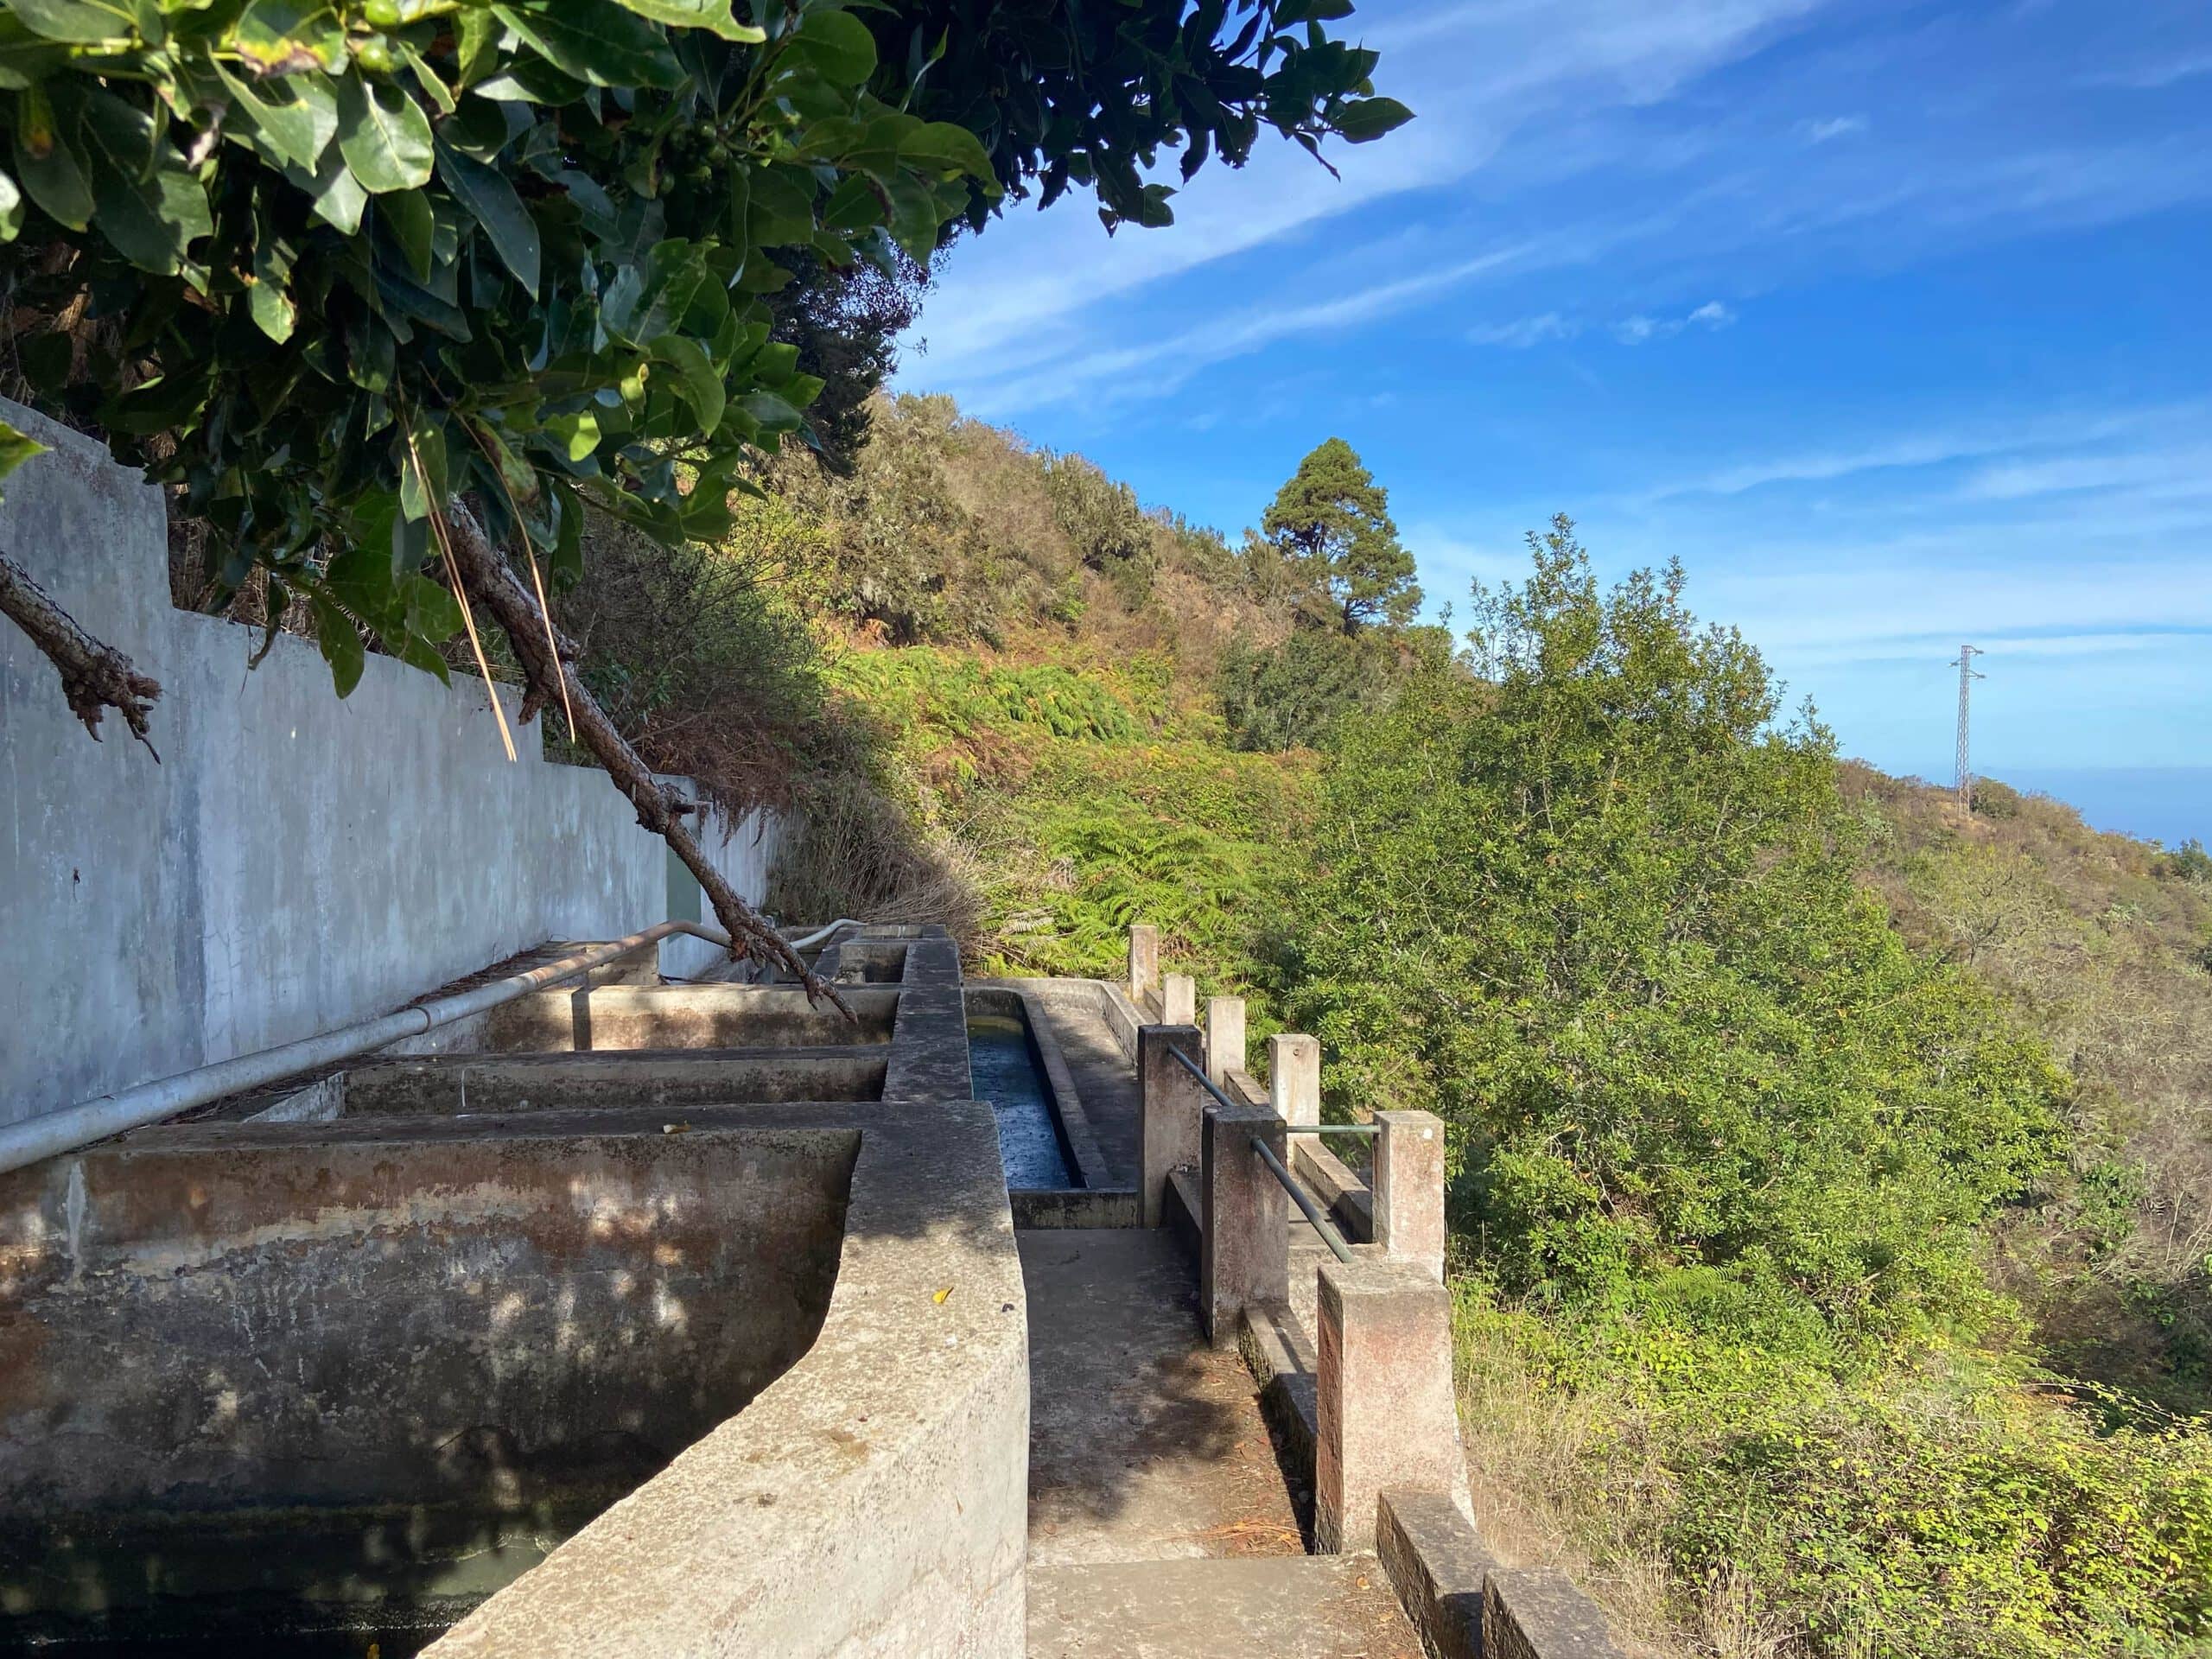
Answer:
[
  {"xmin": 565, "ymin": 393, "xmax": 2212, "ymax": 1658},
  {"xmin": 1849, "ymin": 766, "xmax": 2212, "ymax": 1411}
]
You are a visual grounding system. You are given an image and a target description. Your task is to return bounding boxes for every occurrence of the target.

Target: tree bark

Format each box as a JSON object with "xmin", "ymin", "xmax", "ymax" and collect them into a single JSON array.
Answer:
[
  {"xmin": 0, "ymin": 552, "xmax": 162, "ymax": 756},
  {"xmin": 439, "ymin": 504, "xmax": 846, "ymax": 1008}
]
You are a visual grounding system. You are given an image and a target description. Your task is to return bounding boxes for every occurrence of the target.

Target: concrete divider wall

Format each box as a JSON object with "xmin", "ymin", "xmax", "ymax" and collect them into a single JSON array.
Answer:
[{"xmin": 0, "ymin": 397, "xmax": 779, "ymax": 1127}]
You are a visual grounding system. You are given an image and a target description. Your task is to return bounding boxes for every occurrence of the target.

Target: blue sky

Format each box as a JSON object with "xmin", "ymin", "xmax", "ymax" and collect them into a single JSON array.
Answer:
[{"xmin": 894, "ymin": 0, "xmax": 2212, "ymax": 841}]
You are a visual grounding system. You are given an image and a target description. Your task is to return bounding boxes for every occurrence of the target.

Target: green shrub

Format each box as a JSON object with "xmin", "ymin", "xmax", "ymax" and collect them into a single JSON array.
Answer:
[
  {"xmin": 1281, "ymin": 523, "xmax": 2066, "ymax": 1336},
  {"xmin": 1974, "ymin": 778, "xmax": 2024, "ymax": 819}
]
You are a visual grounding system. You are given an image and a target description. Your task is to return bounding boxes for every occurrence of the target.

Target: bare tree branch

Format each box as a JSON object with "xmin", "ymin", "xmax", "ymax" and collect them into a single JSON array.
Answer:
[
  {"xmin": 439, "ymin": 504, "xmax": 849, "ymax": 1012},
  {"xmin": 0, "ymin": 552, "xmax": 161, "ymax": 759}
]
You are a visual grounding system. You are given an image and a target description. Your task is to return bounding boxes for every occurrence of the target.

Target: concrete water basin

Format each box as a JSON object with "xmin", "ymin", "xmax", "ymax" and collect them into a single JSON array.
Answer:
[{"xmin": 0, "ymin": 1111, "xmax": 857, "ymax": 1652}]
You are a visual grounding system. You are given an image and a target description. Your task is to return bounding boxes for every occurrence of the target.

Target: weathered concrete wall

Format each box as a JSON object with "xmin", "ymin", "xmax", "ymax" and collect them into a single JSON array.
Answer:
[
  {"xmin": 431, "ymin": 1099, "xmax": 1029, "ymax": 1659},
  {"xmin": 0, "ymin": 398, "xmax": 779, "ymax": 1127},
  {"xmin": 0, "ymin": 1116, "xmax": 856, "ymax": 1514}
]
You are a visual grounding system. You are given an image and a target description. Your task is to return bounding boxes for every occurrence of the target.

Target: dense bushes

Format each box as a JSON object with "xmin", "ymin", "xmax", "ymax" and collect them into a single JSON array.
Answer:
[
  {"xmin": 1260, "ymin": 520, "xmax": 2212, "ymax": 1653},
  {"xmin": 1457, "ymin": 1290, "xmax": 2212, "ymax": 1658},
  {"xmin": 1278, "ymin": 521, "xmax": 2064, "ymax": 1337}
]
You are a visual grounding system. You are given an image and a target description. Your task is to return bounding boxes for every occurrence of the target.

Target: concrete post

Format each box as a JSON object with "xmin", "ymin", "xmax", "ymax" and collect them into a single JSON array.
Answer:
[
  {"xmin": 1129, "ymin": 923, "xmax": 1160, "ymax": 1009},
  {"xmin": 1315, "ymin": 1257, "xmax": 1467, "ymax": 1554},
  {"xmin": 1138, "ymin": 1025, "xmax": 1205, "ymax": 1230},
  {"xmin": 1205, "ymin": 995, "xmax": 1246, "ymax": 1087},
  {"xmin": 1376, "ymin": 1109, "xmax": 1448, "ymax": 1281},
  {"xmin": 1201, "ymin": 1100, "xmax": 1287, "ymax": 1345},
  {"xmin": 1269, "ymin": 1033, "xmax": 1320, "ymax": 1129},
  {"xmin": 1161, "ymin": 972, "xmax": 1197, "ymax": 1027}
]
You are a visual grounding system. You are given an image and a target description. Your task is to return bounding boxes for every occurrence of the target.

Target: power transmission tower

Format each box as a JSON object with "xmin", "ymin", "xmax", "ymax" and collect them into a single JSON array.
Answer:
[{"xmin": 1951, "ymin": 644, "xmax": 1983, "ymax": 805}]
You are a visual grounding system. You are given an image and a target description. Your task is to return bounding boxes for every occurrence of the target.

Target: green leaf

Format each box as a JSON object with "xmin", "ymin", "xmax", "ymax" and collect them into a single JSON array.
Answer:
[
  {"xmin": 232, "ymin": 0, "xmax": 349, "ymax": 74},
  {"xmin": 323, "ymin": 536, "xmax": 397, "ymax": 629},
  {"xmin": 783, "ymin": 7, "xmax": 876, "ymax": 86},
  {"xmin": 738, "ymin": 389, "xmax": 802, "ymax": 436},
  {"xmin": 13, "ymin": 87, "xmax": 92, "ymax": 230},
  {"xmin": 435, "ymin": 140, "xmax": 539, "ymax": 296},
  {"xmin": 403, "ymin": 571, "xmax": 463, "ymax": 641},
  {"xmin": 378, "ymin": 187, "xmax": 435, "ymax": 282},
  {"xmin": 249, "ymin": 207, "xmax": 297, "ymax": 341},
  {"xmin": 1333, "ymin": 96, "xmax": 1414, "ymax": 143},
  {"xmin": 0, "ymin": 167, "xmax": 21, "ymax": 242},
  {"xmin": 400, "ymin": 42, "xmax": 459, "ymax": 116},
  {"xmin": 79, "ymin": 92, "xmax": 210, "ymax": 276},
  {"xmin": 608, "ymin": 0, "xmax": 764, "ymax": 42},
  {"xmin": 212, "ymin": 60, "xmax": 335, "ymax": 172},
  {"xmin": 544, "ymin": 407, "xmax": 601, "ymax": 463},
  {"xmin": 0, "ymin": 417, "xmax": 48, "ymax": 485},
  {"xmin": 284, "ymin": 138, "xmax": 367, "ymax": 233},
  {"xmin": 7, "ymin": 0, "xmax": 143, "ymax": 45},
  {"xmin": 453, "ymin": 7, "xmax": 500, "ymax": 89},
  {"xmin": 648, "ymin": 334, "xmax": 723, "ymax": 433},
  {"xmin": 310, "ymin": 592, "xmax": 367, "ymax": 696},
  {"xmin": 334, "ymin": 70, "xmax": 434, "ymax": 193},
  {"xmin": 549, "ymin": 480, "xmax": 583, "ymax": 580},
  {"xmin": 397, "ymin": 411, "xmax": 448, "ymax": 519},
  {"xmin": 490, "ymin": 1, "xmax": 684, "ymax": 90},
  {"xmin": 899, "ymin": 120, "xmax": 994, "ymax": 181}
]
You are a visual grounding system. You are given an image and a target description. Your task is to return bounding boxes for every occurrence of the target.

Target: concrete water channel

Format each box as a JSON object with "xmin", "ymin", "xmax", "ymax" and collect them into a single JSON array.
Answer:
[{"xmin": 0, "ymin": 925, "xmax": 1428, "ymax": 1656}]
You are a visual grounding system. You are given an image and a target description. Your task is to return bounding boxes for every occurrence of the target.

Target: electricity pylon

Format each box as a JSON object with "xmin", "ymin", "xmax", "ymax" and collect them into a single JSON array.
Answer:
[{"xmin": 1951, "ymin": 644, "xmax": 1983, "ymax": 805}]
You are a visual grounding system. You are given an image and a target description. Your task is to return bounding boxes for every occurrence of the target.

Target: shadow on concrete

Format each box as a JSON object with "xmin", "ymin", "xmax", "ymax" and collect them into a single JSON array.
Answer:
[{"xmin": 1021, "ymin": 1230, "xmax": 1307, "ymax": 1565}]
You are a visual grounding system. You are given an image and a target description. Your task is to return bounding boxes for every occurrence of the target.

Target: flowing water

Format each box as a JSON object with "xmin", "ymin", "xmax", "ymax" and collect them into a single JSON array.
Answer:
[{"xmin": 966, "ymin": 1009, "xmax": 1076, "ymax": 1188}]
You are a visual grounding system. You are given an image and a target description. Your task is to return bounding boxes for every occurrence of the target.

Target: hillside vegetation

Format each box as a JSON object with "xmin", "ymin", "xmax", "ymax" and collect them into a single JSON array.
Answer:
[{"xmin": 564, "ymin": 392, "xmax": 2212, "ymax": 1658}]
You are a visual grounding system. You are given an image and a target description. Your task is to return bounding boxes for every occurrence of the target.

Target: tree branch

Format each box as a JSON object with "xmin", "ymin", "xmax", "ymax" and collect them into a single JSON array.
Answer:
[
  {"xmin": 0, "ymin": 552, "xmax": 161, "ymax": 758},
  {"xmin": 439, "ymin": 504, "xmax": 848, "ymax": 1012}
]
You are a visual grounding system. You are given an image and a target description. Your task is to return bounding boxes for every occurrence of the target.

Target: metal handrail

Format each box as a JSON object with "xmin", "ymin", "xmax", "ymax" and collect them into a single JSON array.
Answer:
[
  {"xmin": 1166, "ymin": 1043, "xmax": 1241, "ymax": 1110},
  {"xmin": 1251, "ymin": 1134, "xmax": 1357, "ymax": 1263},
  {"xmin": 0, "ymin": 919, "xmax": 738, "ymax": 1178},
  {"xmin": 1164, "ymin": 1044, "xmax": 1357, "ymax": 1264}
]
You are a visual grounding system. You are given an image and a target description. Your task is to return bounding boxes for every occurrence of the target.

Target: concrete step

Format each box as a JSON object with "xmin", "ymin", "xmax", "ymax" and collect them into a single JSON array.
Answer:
[{"xmin": 1027, "ymin": 1555, "xmax": 1424, "ymax": 1658}]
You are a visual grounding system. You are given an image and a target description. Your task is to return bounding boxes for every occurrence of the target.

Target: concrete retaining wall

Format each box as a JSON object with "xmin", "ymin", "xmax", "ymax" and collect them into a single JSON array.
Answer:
[
  {"xmin": 0, "ymin": 1117, "xmax": 855, "ymax": 1516},
  {"xmin": 0, "ymin": 398, "xmax": 779, "ymax": 1127}
]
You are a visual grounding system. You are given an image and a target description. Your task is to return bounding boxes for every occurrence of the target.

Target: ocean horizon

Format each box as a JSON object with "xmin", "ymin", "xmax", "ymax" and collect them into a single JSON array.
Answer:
[{"xmin": 1878, "ymin": 766, "xmax": 2212, "ymax": 850}]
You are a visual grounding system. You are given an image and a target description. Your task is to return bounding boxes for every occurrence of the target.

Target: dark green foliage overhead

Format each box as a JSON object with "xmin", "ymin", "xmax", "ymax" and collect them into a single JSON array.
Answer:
[
  {"xmin": 874, "ymin": 0, "xmax": 1413, "ymax": 231},
  {"xmin": 766, "ymin": 249, "xmax": 931, "ymax": 474},
  {"xmin": 1278, "ymin": 518, "xmax": 2066, "ymax": 1339},
  {"xmin": 1259, "ymin": 435, "xmax": 1420, "ymax": 632},
  {"xmin": 0, "ymin": 0, "xmax": 1406, "ymax": 696}
]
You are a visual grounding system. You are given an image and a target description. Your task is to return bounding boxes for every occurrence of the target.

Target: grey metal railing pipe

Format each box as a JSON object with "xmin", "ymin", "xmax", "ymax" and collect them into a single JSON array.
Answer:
[
  {"xmin": 0, "ymin": 919, "xmax": 734, "ymax": 1178},
  {"xmin": 1252, "ymin": 1133, "xmax": 1357, "ymax": 1263},
  {"xmin": 1167, "ymin": 1045, "xmax": 1359, "ymax": 1263}
]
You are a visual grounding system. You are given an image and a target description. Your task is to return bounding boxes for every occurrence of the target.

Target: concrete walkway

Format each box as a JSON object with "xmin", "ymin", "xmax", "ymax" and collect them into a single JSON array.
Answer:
[
  {"xmin": 1023, "ymin": 1230, "xmax": 1304, "ymax": 1564},
  {"xmin": 1017, "ymin": 999, "xmax": 1425, "ymax": 1656},
  {"xmin": 1027, "ymin": 1556, "xmax": 1424, "ymax": 1659}
]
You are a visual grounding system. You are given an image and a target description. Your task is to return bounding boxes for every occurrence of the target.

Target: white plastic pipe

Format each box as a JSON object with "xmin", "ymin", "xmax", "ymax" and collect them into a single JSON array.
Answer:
[
  {"xmin": 785, "ymin": 918, "xmax": 867, "ymax": 951},
  {"xmin": 0, "ymin": 920, "xmax": 733, "ymax": 1179}
]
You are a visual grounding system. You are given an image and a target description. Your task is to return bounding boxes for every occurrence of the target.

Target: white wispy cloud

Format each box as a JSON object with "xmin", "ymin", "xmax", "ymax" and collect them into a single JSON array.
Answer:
[
  {"xmin": 1799, "ymin": 114, "xmax": 1867, "ymax": 143},
  {"xmin": 2085, "ymin": 50, "xmax": 2212, "ymax": 90},
  {"xmin": 1468, "ymin": 313, "xmax": 1580, "ymax": 348},
  {"xmin": 909, "ymin": 0, "xmax": 1833, "ymax": 385},
  {"xmin": 1651, "ymin": 405, "xmax": 2193, "ymax": 499},
  {"xmin": 1614, "ymin": 300, "xmax": 1736, "ymax": 344}
]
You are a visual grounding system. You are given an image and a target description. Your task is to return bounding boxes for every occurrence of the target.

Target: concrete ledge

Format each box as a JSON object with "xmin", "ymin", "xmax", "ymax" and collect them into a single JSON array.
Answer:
[
  {"xmin": 1238, "ymin": 1300, "xmax": 1319, "ymax": 1475},
  {"xmin": 1166, "ymin": 1166, "xmax": 1204, "ymax": 1261},
  {"xmin": 1010, "ymin": 1187, "xmax": 1141, "ymax": 1229},
  {"xmin": 337, "ymin": 1047, "xmax": 891, "ymax": 1112},
  {"xmin": 1487, "ymin": 1568, "xmax": 1627, "ymax": 1659},
  {"xmin": 1091, "ymin": 979, "xmax": 1146, "ymax": 1065},
  {"xmin": 1292, "ymin": 1138, "xmax": 1375, "ymax": 1242},
  {"xmin": 1377, "ymin": 1491, "xmax": 1497, "ymax": 1659}
]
